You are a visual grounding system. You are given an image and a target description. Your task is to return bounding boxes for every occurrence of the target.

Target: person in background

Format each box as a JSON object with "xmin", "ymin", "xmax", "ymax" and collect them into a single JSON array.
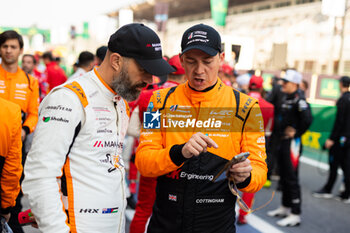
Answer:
[
  {"xmin": 72, "ymin": 62, "xmax": 79, "ymax": 74},
  {"xmin": 21, "ymin": 54, "xmax": 36, "ymax": 75},
  {"xmin": 237, "ymin": 75, "xmax": 274, "ymax": 225},
  {"xmin": 129, "ymin": 54, "xmax": 186, "ymax": 233},
  {"xmin": 267, "ymin": 69, "xmax": 312, "ymax": 227},
  {"xmin": 313, "ymin": 76, "xmax": 350, "ymax": 203},
  {"xmin": 69, "ymin": 51, "xmax": 95, "ymax": 81},
  {"xmin": 22, "ymin": 54, "xmax": 48, "ymax": 102},
  {"xmin": 218, "ymin": 63, "xmax": 233, "ymax": 87},
  {"xmin": 55, "ymin": 56, "xmax": 61, "ymax": 65},
  {"xmin": 135, "ymin": 24, "xmax": 267, "ymax": 233},
  {"xmin": 95, "ymin": 46, "xmax": 108, "ymax": 66},
  {"xmin": 236, "ymin": 73, "xmax": 251, "ymax": 93},
  {"xmin": 160, "ymin": 54, "xmax": 186, "ymax": 88},
  {"xmin": 265, "ymin": 75, "xmax": 285, "ymax": 182},
  {"xmin": 0, "ymin": 30, "xmax": 39, "ymax": 233},
  {"xmin": 299, "ymin": 79, "xmax": 308, "ymax": 93},
  {"xmin": 42, "ymin": 51, "xmax": 67, "ymax": 91},
  {"xmin": 0, "ymin": 97, "xmax": 23, "ymax": 232}
]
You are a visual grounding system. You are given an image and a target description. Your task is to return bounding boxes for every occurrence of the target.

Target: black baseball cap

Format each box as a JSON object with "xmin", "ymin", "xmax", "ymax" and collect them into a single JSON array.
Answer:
[
  {"xmin": 181, "ymin": 24, "xmax": 222, "ymax": 56},
  {"xmin": 108, "ymin": 23, "xmax": 175, "ymax": 77}
]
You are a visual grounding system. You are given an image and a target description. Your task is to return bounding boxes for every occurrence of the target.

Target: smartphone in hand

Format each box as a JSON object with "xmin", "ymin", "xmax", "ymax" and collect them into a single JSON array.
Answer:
[
  {"xmin": 212, "ymin": 152, "xmax": 250, "ymax": 182},
  {"xmin": 231, "ymin": 152, "xmax": 250, "ymax": 165}
]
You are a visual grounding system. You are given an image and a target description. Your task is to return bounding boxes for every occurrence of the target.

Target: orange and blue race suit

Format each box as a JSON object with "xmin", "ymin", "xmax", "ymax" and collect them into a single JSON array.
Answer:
[{"xmin": 136, "ymin": 78, "xmax": 267, "ymax": 233}]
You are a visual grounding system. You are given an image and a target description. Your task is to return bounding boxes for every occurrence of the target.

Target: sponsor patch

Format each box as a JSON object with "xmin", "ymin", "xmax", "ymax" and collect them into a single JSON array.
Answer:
[
  {"xmin": 79, "ymin": 209, "xmax": 99, "ymax": 213},
  {"xmin": 45, "ymin": 105, "xmax": 72, "ymax": 112},
  {"xmin": 180, "ymin": 171, "xmax": 214, "ymax": 181},
  {"xmin": 257, "ymin": 136, "xmax": 265, "ymax": 144},
  {"xmin": 100, "ymin": 153, "xmax": 124, "ymax": 172},
  {"xmin": 97, "ymin": 128, "xmax": 113, "ymax": 134},
  {"xmin": 170, "ymin": 105, "xmax": 178, "ymax": 111},
  {"xmin": 16, "ymin": 83, "xmax": 28, "ymax": 89},
  {"xmin": 42, "ymin": 116, "xmax": 69, "ymax": 123},
  {"xmin": 92, "ymin": 107, "xmax": 111, "ymax": 112},
  {"xmin": 156, "ymin": 91, "xmax": 162, "ymax": 104},
  {"xmin": 102, "ymin": 207, "xmax": 119, "ymax": 214},
  {"xmin": 93, "ymin": 141, "xmax": 117, "ymax": 148},
  {"xmin": 147, "ymin": 102, "xmax": 154, "ymax": 112},
  {"xmin": 169, "ymin": 194, "xmax": 177, "ymax": 202}
]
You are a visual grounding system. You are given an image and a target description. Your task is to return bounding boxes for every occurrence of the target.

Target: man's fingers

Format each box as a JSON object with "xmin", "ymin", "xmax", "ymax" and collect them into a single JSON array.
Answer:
[
  {"xmin": 199, "ymin": 134, "xmax": 218, "ymax": 149},
  {"xmin": 186, "ymin": 144, "xmax": 202, "ymax": 156},
  {"xmin": 193, "ymin": 136, "xmax": 209, "ymax": 152},
  {"xmin": 190, "ymin": 141, "xmax": 205, "ymax": 154},
  {"xmin": 183, "ymin": 133, "xmax": 218, "ymax": 158}
]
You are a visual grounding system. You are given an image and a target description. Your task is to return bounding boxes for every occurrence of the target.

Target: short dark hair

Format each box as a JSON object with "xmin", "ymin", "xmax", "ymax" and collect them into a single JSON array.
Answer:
[
  {"xmin": 22, "ymin": 54, "xmax": 36, "ymax": 65},
  {"xmin": 42, "ymin": 51, "xmax": 54, "ymax": 61},
  {"xmin": 340, "ymin": 76, "xmax": 350, "ymax": 88},
  {"xmin": 78, "ymin": 51, "xmax": 95, "ymax": 67},
  {"xmin": 0, "ymin": 30, "xmax": 24, "ymax": 49},
  {"xmin": 302, "ymin": 80, "xmax": 309, "ymax": 90},
  {"xmin": 96, "ymin": 46, "xmax": 107, "ymax": 61}
]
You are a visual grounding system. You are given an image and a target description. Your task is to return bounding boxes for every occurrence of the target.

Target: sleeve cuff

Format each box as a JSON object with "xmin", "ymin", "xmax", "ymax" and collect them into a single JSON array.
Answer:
[
  {"xmin": 236, "ymin": 173, "xmax": 251, "ymax": 189},
  {"xmin": 169, "ymin": 144, "xmax": 187, "ymax": 166},
  {"xmin": 0, "ymin": 207, "xmax": 11, "ymax": 215},
  {"xmin": 22, "ymin": 126, "xmax": 30, "ymax": 135}
]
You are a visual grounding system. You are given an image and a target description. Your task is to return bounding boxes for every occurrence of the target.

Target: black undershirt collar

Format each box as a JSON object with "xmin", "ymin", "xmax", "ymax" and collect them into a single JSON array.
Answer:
[{"xmin": 188, "ymin": 81, "xmax": 218, "ymax": 92}]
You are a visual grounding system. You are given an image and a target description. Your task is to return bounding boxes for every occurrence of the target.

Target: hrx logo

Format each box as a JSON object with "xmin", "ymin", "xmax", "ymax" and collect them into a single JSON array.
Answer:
[
  {"xmin": 143, "ymin": 110, "xmax": 161, "ymax": 129},
  {"xmin": 79, "ymin": 209, "xmax": 99, "ymax": 213}
]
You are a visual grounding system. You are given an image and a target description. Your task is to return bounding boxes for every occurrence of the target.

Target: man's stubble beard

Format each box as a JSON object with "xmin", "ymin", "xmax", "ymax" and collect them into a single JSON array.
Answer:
[
  {"xmin": 111, "ymin": 66, "xmax": 145, "ymax": 102},
  {"xmin": 1, "ymin": 56, "xmax": 18, "ymax": 66},
  {"xmin": 22, "ymin": 66, "xmax": 33, "ymax": 74}
]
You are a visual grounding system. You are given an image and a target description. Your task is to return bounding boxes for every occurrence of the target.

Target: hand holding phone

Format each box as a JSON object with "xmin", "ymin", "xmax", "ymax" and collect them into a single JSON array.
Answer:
[
  {"xmin": 230, "ymin": 152, "xmax": 250, "ymax": 165},
  {"xmin": 227, "ymin": 152, "xmax": 252, "ymax": 183},
  {"xmin": 212, "ymin": 152, "xmax": 250, "ymax": 182}
]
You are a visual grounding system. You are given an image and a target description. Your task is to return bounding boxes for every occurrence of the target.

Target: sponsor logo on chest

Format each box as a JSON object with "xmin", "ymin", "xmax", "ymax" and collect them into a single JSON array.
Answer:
[
  {"xmin": 16, "ymin": 83, "xmax": 28, "ymax": 89},
  {"xmin": 93, "ymin": 141, "xmax": 117, "ymax": 148}
]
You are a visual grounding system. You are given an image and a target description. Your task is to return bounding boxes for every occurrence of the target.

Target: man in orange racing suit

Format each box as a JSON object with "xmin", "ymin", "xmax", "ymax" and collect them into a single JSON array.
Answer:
[
  {"xmin": 0, "ymin": 30, "xmax": 39, "ymax": 233},
  {"xmin": 136, "ymin": 24, "xmax": 267, "ymax": 233},
  {"xmin": 0, "ymin": 30, "xmax": 39, "ymax": 144}
]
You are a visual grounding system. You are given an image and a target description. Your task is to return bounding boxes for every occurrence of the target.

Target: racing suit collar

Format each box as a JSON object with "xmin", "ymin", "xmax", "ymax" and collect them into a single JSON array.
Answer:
[
  {"xmin": 92, "ymin": 68, "xmax": 118, "ymax": 100},
  {"xmin": 0, "ymin": 64, "xmax": 22, "ymax": 79},
  {"xmin": 183, "ymin": 77, "xmax": 223, "ymax": 104},
  {"xmin": 188, "ymin": 81, "xmax": 217, "ymax": 92}
]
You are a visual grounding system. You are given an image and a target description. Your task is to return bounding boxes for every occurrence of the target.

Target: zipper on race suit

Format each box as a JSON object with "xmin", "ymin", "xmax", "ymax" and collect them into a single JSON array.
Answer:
[
  {"xmin": 118, "ymin": 167, "xmax": 125, "ymax": 233},
  {"xmin": 114, "ymin": 98, "xmax": 125, "ymax": 233},
  {"xmin": 193, "ymin": 102, "xmax": 201, "ymax": 133}
]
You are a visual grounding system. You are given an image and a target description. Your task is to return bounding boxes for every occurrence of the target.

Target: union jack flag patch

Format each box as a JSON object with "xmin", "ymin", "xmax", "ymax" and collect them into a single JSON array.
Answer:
[{"xmin": 169, "ymin": 194, "xmax": 177, "ymax": 202}]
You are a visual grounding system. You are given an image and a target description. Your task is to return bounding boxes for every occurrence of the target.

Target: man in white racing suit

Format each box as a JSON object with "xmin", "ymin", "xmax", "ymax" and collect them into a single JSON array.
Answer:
[{"xmin": 22, "ymin": 23, "xmax": 174, "ymax": 233}]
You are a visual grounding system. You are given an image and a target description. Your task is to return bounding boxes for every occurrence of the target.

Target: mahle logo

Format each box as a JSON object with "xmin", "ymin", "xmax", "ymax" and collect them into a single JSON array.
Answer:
[{"xmin": 43, "ymin": 117, "xmax": 50, "ymax": 122}]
